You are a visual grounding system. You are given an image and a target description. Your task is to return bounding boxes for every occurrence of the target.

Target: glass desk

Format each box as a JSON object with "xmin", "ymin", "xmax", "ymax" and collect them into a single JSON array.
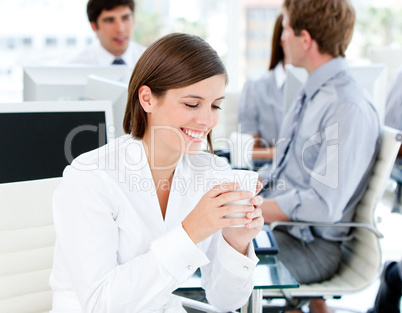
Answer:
[{"xmin": 179, "ymin": 254, "xmax": 299, "ymax": 313}]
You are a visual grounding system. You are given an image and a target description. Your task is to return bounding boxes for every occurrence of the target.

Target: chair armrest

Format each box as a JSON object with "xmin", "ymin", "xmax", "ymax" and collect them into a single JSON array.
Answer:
[{"xmin": 269, "ymin": 221, "xmax": 383, "ymax": 239}]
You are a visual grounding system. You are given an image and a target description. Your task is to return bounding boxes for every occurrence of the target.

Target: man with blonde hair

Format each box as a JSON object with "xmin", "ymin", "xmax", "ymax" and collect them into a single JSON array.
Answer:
[{"xmin": 258, "ymin": 0, "xmax": 380, "ymax": 311}]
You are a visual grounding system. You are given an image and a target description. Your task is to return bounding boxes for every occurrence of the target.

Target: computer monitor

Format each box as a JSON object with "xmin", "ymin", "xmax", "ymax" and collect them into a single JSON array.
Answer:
[
  {"xmin": 283, "ymin": 63, "xmax": 387, "ymax": 122},
  {"xmin": 349, "ymin": 64, "xmax": 387, "ymax": 123},
  {"xmin": 0, "ymin": 100, "xmax": 114, "ymax": 184},
  {"xmin": 369, "ymin": 46, "xmax": 402, "ymax": 85},
  {"xmin": 85, "ymin": 75, "xmax": 128, "ymax": 137},
  {"xmin": 23, "ymin": 65, "xmax": 131, "ymax": 101}
]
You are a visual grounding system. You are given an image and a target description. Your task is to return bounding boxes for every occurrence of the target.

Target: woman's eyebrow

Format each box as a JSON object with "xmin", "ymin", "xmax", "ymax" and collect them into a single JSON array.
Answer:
[
  {"xmin": 181, "ymin": 95, "xmax": 204, "ymax": 100},
  {"xmin": 181, "ymin": 95, "xmax": 225, "ymax": 101}
]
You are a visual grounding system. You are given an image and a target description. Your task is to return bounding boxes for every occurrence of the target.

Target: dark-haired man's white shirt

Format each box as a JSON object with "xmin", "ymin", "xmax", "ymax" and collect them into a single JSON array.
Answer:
[
  {"xmin": 65, "ymin": 41, "xmax": 146, "ymax": 69},
  {"xmin": 258, "ymin": 57, "xmax": 380, "ymax": 242}
]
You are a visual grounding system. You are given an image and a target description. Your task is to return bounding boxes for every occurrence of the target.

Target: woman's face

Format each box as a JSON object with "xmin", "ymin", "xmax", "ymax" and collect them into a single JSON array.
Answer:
[{"xmin": 144, "ymin": 74, "xmax": 226, "ymax": 157}]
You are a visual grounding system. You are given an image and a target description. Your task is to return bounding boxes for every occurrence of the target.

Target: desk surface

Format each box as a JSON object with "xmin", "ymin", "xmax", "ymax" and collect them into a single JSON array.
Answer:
[{"xmin": 180, "ymin": 254, "xmax": 299, "ymax": 291}]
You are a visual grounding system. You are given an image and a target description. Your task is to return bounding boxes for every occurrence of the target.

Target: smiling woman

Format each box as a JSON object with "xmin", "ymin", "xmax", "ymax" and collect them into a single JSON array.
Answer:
[
  {"xmin": 50, "ymin": 33, "xmax": 264, "ymax": 313},
  {"xmin": 137, "ymin": 75, "xmax": 225, "ymax": 158},
  {"xmin": 124, "ymin": 32, "xmax": 229, "ymax": 153}
]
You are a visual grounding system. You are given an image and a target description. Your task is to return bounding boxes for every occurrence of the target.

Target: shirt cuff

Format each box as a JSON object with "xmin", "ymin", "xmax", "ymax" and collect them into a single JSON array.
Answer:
[
  {"xmin": 151, "ymin": 225, "xmax": 210, "ymax": 283},
  {"xmin": 274, "ymin": 189, "xmax": 301, "ymax": 220},
  {"xmin": 217, "ymin": 234, "xmax": 258, "ymax": 279}
]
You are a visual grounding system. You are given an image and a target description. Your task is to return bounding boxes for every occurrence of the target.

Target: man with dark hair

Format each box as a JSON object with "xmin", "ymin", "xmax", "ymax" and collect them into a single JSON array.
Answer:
[
  {"xmin": 66, "ymin": 0, "xmax": 145, "ymax": 67},
  {"xmin": 258, "ymin": 0, "xmax": 380, "ymax": 311}
]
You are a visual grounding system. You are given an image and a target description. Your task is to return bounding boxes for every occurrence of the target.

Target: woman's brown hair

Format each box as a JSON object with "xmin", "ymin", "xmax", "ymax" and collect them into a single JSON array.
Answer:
[
  {"xmin": 123, "ymin": 33, "xmax": 228, "ymax": 153},
  {"xmin": 269, "ymin": 14, "xmax": 285, "ymax": 70}
]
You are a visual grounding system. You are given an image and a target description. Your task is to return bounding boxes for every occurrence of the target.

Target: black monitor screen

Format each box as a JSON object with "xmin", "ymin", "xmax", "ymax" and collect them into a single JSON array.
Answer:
[{"xmin": 0, "ymin": 111, "xmax": 107, "ymax": 183}]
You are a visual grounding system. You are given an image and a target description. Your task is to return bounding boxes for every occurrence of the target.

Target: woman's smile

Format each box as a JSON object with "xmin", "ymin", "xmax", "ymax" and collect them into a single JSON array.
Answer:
[{"xmin": 181, "ymin": 127, "xmax": 206, "ymax": 141}]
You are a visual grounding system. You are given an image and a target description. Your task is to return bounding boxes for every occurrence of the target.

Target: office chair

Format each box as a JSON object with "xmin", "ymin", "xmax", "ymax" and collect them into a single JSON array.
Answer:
[
  {"xmin": 390, "ymin": 160, "xmax": 402, "ymax": 214},
  {"xmin": 262, "ymin": 126, "xmax": 401, "ymax": 311},
  {"xmin": 0, "ymin": 177, "xmax": 61, "ymax": 313},
  {"xmin": 0, "ymin": 177, "xmax": 231, "ymax": 313}
]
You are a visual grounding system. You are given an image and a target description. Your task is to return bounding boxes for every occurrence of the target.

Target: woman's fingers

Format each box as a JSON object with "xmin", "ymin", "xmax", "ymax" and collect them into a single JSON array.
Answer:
[
  {"xmin": 245, "ymin": 207, "xmax": 262, "ymax": 219},
  {"xmin": 245, "ymin": 214, "xmax": 264, "ymax": 230},
  {"xmin": 255, "ymin": 180, "xmax": 263, "ymax": 195},
  {"xmin": 207, "ymin": 182, "xmax": 239, "ymax": 198},
  {"xmin": 185, "ymin": 183, "xmax": 263, "ymax": 244},
  {"xmin": 245, "ymin": 208, "xmax": 263, "ymax": 229},
  {"xmin": 220, "ymin": 203, "xmax": 254, "ymax": 217},
  {"xmin": 220, "ymin": 207, "xmax": 263, "ymax": 228},
  {"xmin": 220, "ymin": 215, "xmax": 253, "ymax": 228},
  {"xmin": 250, "ymin": 195, "xmax": 263, "ymax": 207},
  {"xmin": 215, "ymin": 190, "xmax": 254, "ymax": 207}
]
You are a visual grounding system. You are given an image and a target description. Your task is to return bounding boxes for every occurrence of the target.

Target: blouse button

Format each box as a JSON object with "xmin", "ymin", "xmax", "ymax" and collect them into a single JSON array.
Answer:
[
  {"xmin": 188, "ymin": 265, "xmax": 193, "ymax": 271},
  {"xmin": 244, "ymin": 266, "xmax": 249, "ymax": 271}
]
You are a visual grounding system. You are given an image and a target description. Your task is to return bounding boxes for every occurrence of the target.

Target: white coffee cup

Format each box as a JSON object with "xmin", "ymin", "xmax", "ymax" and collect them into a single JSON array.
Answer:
[
  {"xmin": 229, "ymin": 132, "xmax": 255, "ymax": 170},
  {"xmin": 214, "ymin": 169, "xmax": 259, "ymax": 227}
]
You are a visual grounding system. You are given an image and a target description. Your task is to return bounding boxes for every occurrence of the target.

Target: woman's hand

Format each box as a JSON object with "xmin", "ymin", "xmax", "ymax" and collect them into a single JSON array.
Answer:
[
  {"xmin": 182, "ymin": 182, "xmax": 256, "ymax": 245},
  {"xmin": 222, "ymin": 182, "xmax": 264, "ymax": 255}
]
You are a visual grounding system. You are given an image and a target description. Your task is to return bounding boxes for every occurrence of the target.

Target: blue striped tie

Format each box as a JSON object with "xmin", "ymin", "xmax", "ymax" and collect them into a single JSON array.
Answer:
[
  {"xmin": 263, "ymin": 89, "xmax": 306, "ymax": 189},
  {"xmin": 276, "ymin": 89, "xmax": 306, "ymax": 168}
]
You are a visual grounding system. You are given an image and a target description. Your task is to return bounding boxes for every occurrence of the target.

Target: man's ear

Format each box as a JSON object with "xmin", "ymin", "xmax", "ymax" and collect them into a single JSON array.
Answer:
[
  {"xmin": 300, "ymin": 29, "xmax": 313, "ymax": 51},
  {"xmin": 138, "ymin": 85, "xmax": 155, "ymax": 113},
  {"xmin": 90, "ymin": 21, "xmax": 99, "ymax": 33}
]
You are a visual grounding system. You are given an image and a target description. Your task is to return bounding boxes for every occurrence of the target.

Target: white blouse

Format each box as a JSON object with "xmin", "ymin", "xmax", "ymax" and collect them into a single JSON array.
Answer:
[{"xmin": 49, "ymin": 135, "xmax": 258, "ymax": 313}]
